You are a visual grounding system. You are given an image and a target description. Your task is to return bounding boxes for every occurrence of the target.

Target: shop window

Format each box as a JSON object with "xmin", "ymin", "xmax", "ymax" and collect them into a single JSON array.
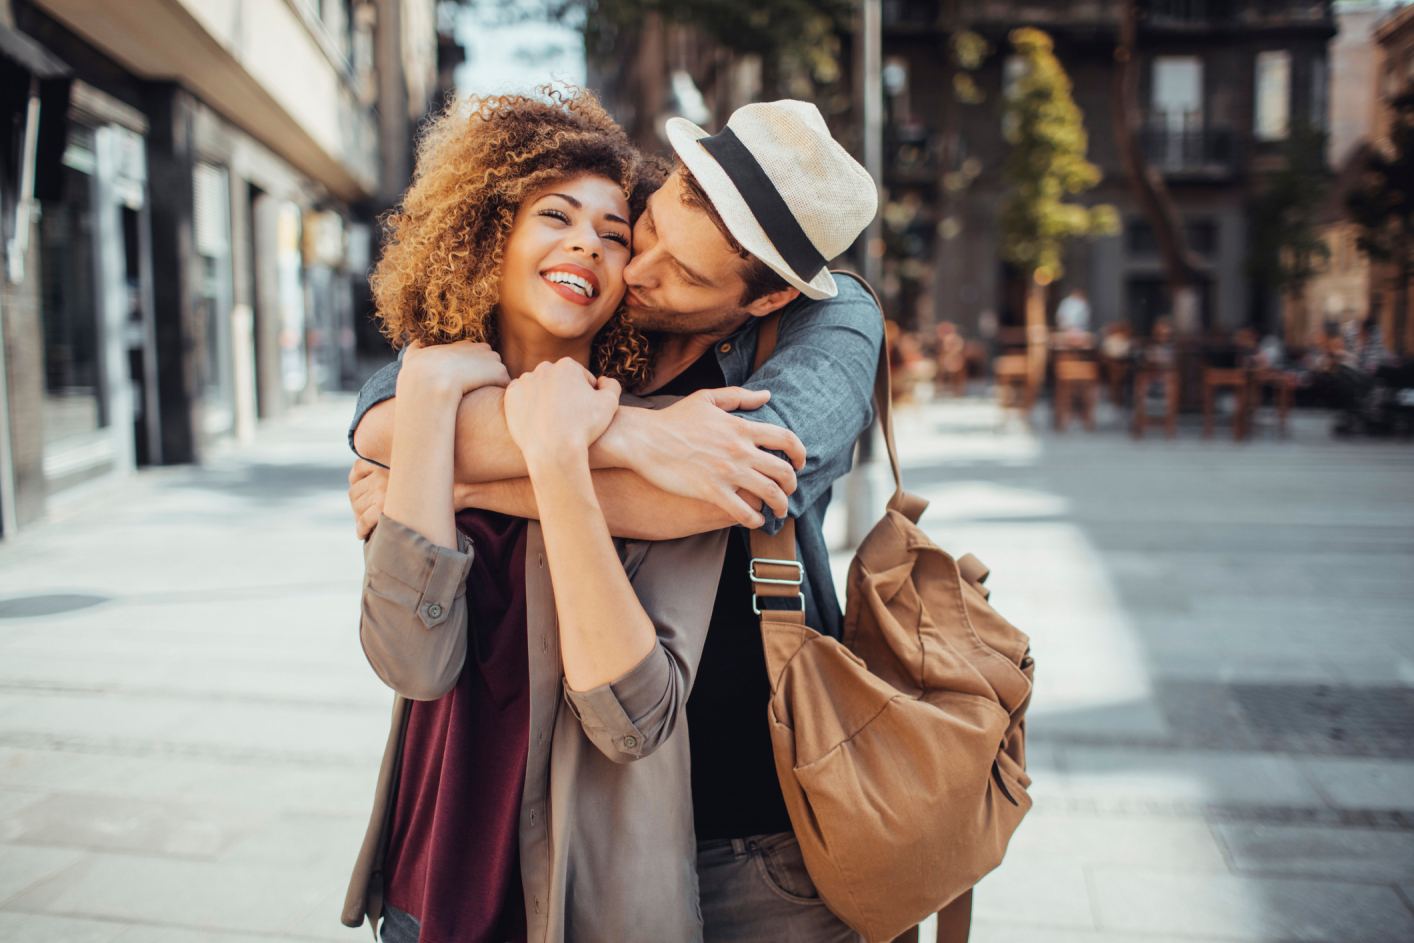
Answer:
[
  {"xmin": 38, "ymin": 125, "xmax": 104, "ymax": 450},
  {"xmin": 1254, "ymin": 50, "xmax": 1291, "ymax": 141},
  {"xmin": 194, "ymin": 162, "xmax": 235, "ymax": 435}
]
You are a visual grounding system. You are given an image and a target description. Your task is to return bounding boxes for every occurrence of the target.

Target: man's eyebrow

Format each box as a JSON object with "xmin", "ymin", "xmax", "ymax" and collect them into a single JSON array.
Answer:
[
  {"xmin": 642, "ymin": 201, "xmax": 713, "ymax": 286},
  {"xmin": 673, "ymin": 256, "xmax": 714, "ymax": 288}
]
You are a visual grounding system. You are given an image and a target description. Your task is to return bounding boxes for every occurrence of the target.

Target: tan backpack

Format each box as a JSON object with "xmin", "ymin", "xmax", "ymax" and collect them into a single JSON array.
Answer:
[{"xmin": 748, "ymin": 276, "xmax": 1034, "ymax": 943}]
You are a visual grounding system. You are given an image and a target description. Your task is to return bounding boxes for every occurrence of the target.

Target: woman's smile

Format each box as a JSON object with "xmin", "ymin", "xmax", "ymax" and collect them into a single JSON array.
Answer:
[{"xmin": 541, "ymin": 263, "xmax": 601, "ymax": 306}]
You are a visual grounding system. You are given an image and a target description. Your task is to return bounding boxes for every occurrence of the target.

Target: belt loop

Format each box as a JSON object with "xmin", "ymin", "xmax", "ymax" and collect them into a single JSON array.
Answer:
[{"xmin": 730, "ymin": 837, "xmax": 748, "ymax": 858}]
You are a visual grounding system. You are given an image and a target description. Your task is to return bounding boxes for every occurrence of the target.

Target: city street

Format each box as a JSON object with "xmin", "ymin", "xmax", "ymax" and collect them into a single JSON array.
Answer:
[{"xmin": 0, "ymin": 394, "xmax": 1412, "ymax": 942}]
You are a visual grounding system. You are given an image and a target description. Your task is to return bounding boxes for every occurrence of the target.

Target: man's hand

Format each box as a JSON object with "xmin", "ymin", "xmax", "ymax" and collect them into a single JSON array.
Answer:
[
  {"xmin": 596, "ymin": 387, "xmax": 807, "ymax": 528},
  {"xmin": 349, "ymin": 459, "xmax": 389, "ymax": 540}
]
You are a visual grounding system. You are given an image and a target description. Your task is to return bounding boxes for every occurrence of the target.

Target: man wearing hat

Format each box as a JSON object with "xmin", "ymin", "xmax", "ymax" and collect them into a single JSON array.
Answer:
[{"xmin": 350, "ymin": 99, "xmax": 880, "ymax": 942}]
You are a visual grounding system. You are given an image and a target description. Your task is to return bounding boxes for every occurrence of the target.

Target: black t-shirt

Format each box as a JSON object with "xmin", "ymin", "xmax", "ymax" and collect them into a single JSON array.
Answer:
[{"xmin": 654, "ymin": 352, "xmax": 795, "ymax": 841}]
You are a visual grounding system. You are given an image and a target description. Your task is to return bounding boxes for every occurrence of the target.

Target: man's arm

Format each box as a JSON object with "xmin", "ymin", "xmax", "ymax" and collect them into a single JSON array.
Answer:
[
  {"xmin": 726, "ymin": 276, "xmax": 885, "ymax": 533},
  {"xmin": 350, "ymin": 460, "xmax": 745, "ymax": 542},
  {"xmin": 353, "ymin": 381, "xmax": 804, "ymax": 528}
]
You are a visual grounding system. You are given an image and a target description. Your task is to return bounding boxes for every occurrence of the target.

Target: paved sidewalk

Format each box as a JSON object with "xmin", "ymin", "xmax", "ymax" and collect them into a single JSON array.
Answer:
[
  {"xmin": 889, "ymin": 398, "xmax": 1414, "ymax": 943},
  {"xmin": 0, "ymin": 396, "xmax": 382, "ymax": 942},
  {"xmin": 0, "ymin": 393, "xmax": 1411, "ymax": 943}
]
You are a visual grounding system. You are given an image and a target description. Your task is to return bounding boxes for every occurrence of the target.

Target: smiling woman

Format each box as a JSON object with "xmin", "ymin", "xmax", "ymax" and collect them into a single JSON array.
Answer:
[
  {"xmin": 345, "ymin": 86, "xmax": 732, "ymax": 943},
  {"xmin": 370, "ymin": 87, "xmax": 664, "ymax": 387}
]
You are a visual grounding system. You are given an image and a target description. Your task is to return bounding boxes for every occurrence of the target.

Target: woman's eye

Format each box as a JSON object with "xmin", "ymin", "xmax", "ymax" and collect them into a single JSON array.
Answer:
[
  {"xmin": 604, "ymin": 232, "xmax": 630, "ymax": 247},
  {"xmin": 539, "ymin": 209, "xmax": 570, "ymax": 223}
]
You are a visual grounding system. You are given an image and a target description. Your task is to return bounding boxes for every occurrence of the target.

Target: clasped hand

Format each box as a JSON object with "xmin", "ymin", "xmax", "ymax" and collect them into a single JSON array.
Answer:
[{"xmin": 504, "ymin": 359, "xmax": 620, "ymax": 473}]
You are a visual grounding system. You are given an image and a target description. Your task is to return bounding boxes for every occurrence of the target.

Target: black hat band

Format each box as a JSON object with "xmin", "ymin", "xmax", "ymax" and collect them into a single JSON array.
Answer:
[{"xmin": 698, "ymin": 127, "xmax": 827, "ymax": 283}]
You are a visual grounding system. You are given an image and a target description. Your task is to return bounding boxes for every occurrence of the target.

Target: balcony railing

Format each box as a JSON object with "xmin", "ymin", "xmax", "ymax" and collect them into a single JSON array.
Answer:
[
  {"xmin": 1142, "ymin": 0, "xmax": 1333, "ymax": 28},
  {"xmin": 1142, "ymin": 122, "xmax": 1238, "ymax": 176}
]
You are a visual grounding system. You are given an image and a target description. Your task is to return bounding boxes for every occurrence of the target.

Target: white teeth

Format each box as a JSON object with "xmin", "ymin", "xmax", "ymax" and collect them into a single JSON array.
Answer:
[{"xmin": 544, "ymin": 271, "xmax": 595, "ymax": 297}]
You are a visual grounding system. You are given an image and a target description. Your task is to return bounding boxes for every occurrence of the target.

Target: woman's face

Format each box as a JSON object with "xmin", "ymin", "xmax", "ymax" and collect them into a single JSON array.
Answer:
[{"xmin": 497, "ymin": 174, "xmax": 632, "ymax": 346}]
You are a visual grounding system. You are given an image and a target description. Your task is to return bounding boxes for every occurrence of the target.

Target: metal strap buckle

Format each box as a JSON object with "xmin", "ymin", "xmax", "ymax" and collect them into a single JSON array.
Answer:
[
  {"xmin": 749, "ymin": 557, "xmax": 805, "ymax": 615},
  {"xmin": 748, "ymin": 557, "xmax": 803, "ymax": 586}
]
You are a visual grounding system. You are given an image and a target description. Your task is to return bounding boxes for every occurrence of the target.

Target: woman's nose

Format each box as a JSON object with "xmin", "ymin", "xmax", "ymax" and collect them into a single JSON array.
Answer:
[{"xmin": 569, "ymin": 233, "xmax": 600, "ymax": 260}]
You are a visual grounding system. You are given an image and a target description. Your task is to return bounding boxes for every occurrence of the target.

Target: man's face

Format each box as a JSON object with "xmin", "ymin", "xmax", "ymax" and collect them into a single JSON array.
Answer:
[{"xmin": 622, "ymin": 173, "xmax": 753, "ymax": 335}]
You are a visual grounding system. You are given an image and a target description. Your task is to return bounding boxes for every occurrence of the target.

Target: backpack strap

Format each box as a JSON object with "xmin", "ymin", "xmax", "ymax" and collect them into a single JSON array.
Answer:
[
  {"xmin": 746, "ymin": 272, "xmax": 925, "ymax": 625},
  {"xmin": 747, "ymin": 311, "xmax": 807, "ymax": 624}
]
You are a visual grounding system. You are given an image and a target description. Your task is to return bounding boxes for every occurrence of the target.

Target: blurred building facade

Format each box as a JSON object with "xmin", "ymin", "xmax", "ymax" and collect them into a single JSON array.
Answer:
[
  {"xmin": 1303, "ymin": 2, "xmax": 1383, "ymax": 342},
  {"xmin": 0, "ymin": 0, "xmax": 446, "ymax": 534},
  {"xmin": 874, "ymin": 0, "xmax": 1335, "ymax": 340}
]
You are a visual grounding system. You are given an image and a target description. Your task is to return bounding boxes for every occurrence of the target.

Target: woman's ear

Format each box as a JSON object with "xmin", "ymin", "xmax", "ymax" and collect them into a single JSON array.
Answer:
[{"xmin": 746, "ymin": 287, "xmax": 801, "ymax": 319}]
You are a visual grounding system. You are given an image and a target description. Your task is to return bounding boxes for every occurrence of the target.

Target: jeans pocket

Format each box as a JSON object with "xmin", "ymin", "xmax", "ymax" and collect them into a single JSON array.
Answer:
[{"xmin": 754, "ymin": 835, "xmax": 822, "ymax": 904}]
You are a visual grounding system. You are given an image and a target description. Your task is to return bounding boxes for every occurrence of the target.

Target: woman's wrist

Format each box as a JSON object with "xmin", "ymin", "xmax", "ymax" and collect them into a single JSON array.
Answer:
[
  {"xmin": 396, "ymin": 362, "xmax": 465, "ymax": 405},
  {"xmin": 524, "ymin": 439, "xmax": 593, "ymax": 481}
]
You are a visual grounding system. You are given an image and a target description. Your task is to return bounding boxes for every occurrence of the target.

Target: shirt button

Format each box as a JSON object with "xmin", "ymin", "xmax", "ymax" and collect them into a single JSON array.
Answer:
[
  {"xmin": 535, "ymin": 897, "xmax": 541, "ymax": 914},
  {"xmin": 541, "ymin": 635, "xmax": 548, "ymax": 652},
  {"xmin": 623, "ymin": 735, "xmax": 638, "ymax": 749},
  {"xmin": 530, "ymin": 809, "xmax": 537, "ymax": 824},
  {"xmin": 427, "ymin": 604, "xmax": 442, "ymax": 619},
  {"xmin": 720, "ymin": 342, "xmax": 731, "ymax": 353}
]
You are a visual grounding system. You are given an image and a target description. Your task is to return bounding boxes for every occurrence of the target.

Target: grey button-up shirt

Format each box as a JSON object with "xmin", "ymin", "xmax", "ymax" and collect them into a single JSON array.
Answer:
[
  {"xmin": 344, "ymin": 514, "xmax": 727, "ymax": 943},
  {"xmin": 348, "ymin": 274, "xmax": 884, "ymax": 638}
]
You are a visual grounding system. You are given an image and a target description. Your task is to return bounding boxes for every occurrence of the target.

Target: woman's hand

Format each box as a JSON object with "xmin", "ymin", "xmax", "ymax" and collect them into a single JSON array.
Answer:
[
  {"xmin": 503, "ymin": 358, "xmax": 621, "ymax": 473},
  {"xmin": 397, "ymin": 340, "xmax": 510, "ymax": 398}
]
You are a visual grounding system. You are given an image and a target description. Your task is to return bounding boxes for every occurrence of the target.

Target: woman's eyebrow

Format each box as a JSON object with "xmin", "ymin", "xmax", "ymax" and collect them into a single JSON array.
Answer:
[{"xmin": 542, "ymin": 192, "xmax": 627, "ymax": 227}]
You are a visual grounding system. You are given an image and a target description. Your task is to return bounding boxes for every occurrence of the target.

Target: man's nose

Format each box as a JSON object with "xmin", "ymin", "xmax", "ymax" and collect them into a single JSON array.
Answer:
[{"xmin": 624, "ymin": 249, "xmax": 654, "ymax": 287}]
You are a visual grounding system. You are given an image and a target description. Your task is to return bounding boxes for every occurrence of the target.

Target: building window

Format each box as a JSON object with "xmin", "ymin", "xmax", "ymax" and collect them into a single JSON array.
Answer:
[
  {"xmin": 1311, "ymin": 54, "xmax": 1329, "ymax": 131},
  {"xmin": 1152, "ymin": 56, "xmax": 1203, "ymax": 131},
  {"xmin": 1255, "ymin": 50, "xmax": 1291, "ymax": 141},
  {"xmin": 1125, "ymin": 217, "xmax": 1217, "ymax": 257}
]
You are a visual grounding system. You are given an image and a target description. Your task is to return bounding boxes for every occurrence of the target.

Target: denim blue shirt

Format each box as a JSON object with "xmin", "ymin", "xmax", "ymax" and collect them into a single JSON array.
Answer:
[{"xmin": 349, "ymin": 274, "xmax": 883, "ymax": 639}]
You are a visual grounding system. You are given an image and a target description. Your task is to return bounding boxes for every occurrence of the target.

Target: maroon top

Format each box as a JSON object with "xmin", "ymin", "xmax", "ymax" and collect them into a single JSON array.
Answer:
[{"xmin": 384, "ymin": 509, "xmax": 531, "ymax": 943}]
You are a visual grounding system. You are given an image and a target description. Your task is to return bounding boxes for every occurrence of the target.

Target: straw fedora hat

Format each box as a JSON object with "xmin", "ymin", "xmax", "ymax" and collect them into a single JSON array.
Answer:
[{"xmin": 666, "ymin": 100, "xmax": 878, "ymax": 300}]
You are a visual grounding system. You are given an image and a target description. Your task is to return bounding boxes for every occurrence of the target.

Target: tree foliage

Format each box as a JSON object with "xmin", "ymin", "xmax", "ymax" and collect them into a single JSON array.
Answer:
[
  {"xmin": 1246, "ymin": 122, "xmax": 1330, "ymax": 297},
  {"xmin": 1348, "ymin": 86, "xmax": 1414, "ymax": 352},
  {"xmin": 999, "ymin": 28, "xmax": 1117, "ymax": 283},
  {"xmin": 475, "ymin": 0, "xmax": 852, "ymax": 101},
  {"xmin": 1348, "ymin": 89, "xmax": 1414, "ymax": 270}
]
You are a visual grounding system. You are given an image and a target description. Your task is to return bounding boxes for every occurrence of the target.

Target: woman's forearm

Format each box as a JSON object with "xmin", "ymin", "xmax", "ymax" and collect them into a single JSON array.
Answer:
[
  {"xmin": 529, "ymin": 453, "xmax": 657, "ymax": 692},
  {"xmin": 382, "ymin": 372, "xmax": 463, "ymax": 550}
]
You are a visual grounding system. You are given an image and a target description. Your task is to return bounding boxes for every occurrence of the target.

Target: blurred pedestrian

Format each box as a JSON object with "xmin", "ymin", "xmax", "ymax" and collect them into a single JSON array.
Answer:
[{"xmin": 1056, "ymin": 287, "xmax": 1091, "ymax": 332}]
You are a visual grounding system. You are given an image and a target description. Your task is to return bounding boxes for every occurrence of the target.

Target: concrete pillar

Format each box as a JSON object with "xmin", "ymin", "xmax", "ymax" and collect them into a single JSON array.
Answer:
[{"xmin": 144, "ymin": 84, "xmax": 198, "ymax": 465}]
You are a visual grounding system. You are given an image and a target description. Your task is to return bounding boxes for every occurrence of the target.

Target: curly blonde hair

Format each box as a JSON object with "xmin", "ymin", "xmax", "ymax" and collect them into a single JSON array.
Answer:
[{"xmin": 371, "ymin": 86, "xmax": 664, "ymax": 386}]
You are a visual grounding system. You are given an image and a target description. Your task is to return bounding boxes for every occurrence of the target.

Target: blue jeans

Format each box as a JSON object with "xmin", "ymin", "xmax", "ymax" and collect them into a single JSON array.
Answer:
[
  {"xmin": 697, "ymin": 832, "xmax": 863, "ymax": 943},
  {"xmin": 378, "ymin": 902, "xmax": 419, "ymax": 943}
]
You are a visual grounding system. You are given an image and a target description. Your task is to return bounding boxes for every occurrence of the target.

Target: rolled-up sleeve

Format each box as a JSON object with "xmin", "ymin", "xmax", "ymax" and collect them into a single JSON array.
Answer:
[
  {"xmin": 735, "ymin": 278, "xmax": 884, "ymax": 535},
  {"xmin": 361, "ymin": 514, "xmax": 475, "ymax": 701},
  {"xmin": 563, "ymin": 528, "xmax": 728, "ymax": 763}
]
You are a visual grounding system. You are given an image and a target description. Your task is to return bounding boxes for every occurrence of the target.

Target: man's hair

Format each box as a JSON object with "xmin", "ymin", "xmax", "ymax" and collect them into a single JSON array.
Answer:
[{"xmin": 676, "ymin": 166, "xmax": 792, "ymax": 306}]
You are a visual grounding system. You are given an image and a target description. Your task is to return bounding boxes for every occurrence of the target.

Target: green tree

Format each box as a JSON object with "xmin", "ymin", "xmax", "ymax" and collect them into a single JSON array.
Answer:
[
  {"xmin": 470, "ymin": 0, "xmax": 852, "ymax": 149},
  {"xmin": 999, "ymin": 28, "xmax": 1117, "ymax": 380},
  {"xmin": 1247, "ymin": 122, "xmax": 1330, "ymax": 343},
  {"xmin": 1348, "ymin": 87, "xmax": 1414, "ymax": 355}
]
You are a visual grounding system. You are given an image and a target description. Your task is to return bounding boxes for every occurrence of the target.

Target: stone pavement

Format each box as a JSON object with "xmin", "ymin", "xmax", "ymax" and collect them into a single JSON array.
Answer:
[
  {"xmin": 883, "ymin": 398, "xmax": 1414, "ymax": 943},
  {"xmin": 0, "ymin": 396, "xmax": 384, "ymax": 942},
  {"xmin": 0, "ymin": 392, "xmax": 1410, "ymax": 942}
]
